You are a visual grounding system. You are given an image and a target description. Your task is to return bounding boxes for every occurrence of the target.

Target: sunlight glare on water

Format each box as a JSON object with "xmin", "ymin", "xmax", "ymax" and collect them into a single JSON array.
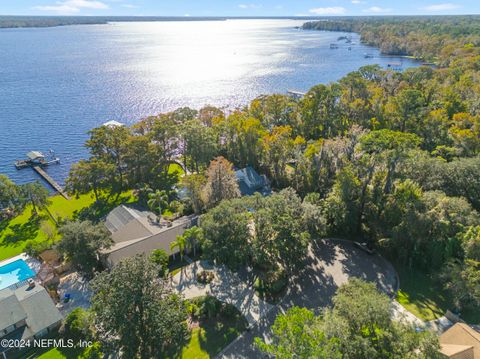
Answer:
[{"xmin": 0, "ymin": 19, "xmax": 419, "ymax": 184}]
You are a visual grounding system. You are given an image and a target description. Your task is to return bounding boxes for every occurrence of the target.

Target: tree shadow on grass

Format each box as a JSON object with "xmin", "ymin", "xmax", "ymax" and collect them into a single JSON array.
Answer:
[
  {"xmin": 73, "ymin": 193, "xmax": 134, "ymax": 223},
  {"xmin": 0, "ymin": 219, "xmax": 10, "ymax": 234},
  {"xmin": 2, "ymin": 215, "xmax": 42, "ymax": 246},
  {"xmin": 198, "ymin": 310, "xmax": 248, "ymax": 357},
  {"xmin": 164, "ymin": 327, "xmax": 191, "ymax": 359},
  {"xmin": 395, "ymin": 264, "xmax": 450, "ymax": 320}
]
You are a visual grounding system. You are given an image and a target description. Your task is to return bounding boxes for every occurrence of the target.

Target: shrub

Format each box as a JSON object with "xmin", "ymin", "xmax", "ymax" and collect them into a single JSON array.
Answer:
[
  {"xmin": 24, "ymin": 240, "xmax": 52, "ymax": 258},
  {"xmin": 196, "ymin": 270, "xmax": 215, "ymax": 284},
  {"xmin": 78, "ymin": 342, "xmax": 103, "ymax": 359},
  {"xmin": 150, "ymin": 249, "xmax": 169, "ymax": 277},
  {"xmin": 254, "ymin": 269, "xmax": 288, "ymax": 301},
  {"xmin": 188, "ymin": 296, "xmax": 222, "ymax": 319},
  {"xmin": 61, "ymin": 308, "xmax": 93, "ymax": 342}
]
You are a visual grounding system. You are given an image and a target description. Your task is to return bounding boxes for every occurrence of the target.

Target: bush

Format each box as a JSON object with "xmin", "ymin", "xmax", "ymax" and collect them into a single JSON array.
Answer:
[
  {"xmin": 150, "ymin": 249, "xmax": 169, "ymax": 277},
  {"xmin": 196, "ymin": 270, "xmax": 215, "ymax": 284},
  {"xmin": 24, "ymin": 240, "xmax": 52, "ymax": 257},
  {"xmin": 79, "ymin": 342, "xmax": 103, "ymax": 359},
  {"xmin": 169, "ymin": 200, "xmax": 184, "ymax": 216},
  {"xmin": 188, "ymin": 296, "xmax": 222, "ymax": 319},
  {"xmin": 254, "ymin": 269, "xmax": 288, "ymax": 301},
  {"xmin": 61, "ymin": 308, "xmax": 93, "ymax": 342},
  {"xmin": 221, "ymin": 303, "xmax": 239, "ymax": 319}
]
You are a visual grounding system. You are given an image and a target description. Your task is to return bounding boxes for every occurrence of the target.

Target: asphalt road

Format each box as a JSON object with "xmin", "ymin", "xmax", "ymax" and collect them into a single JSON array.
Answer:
[{"xmin": 217, "ymin": 238, "xmax": 397, "ymax": 359}]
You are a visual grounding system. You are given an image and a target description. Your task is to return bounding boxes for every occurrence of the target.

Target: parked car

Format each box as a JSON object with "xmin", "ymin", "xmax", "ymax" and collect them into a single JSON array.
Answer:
[{"xmin": 354, "ymin": 241, "xmax": 375, "ymax": 255}]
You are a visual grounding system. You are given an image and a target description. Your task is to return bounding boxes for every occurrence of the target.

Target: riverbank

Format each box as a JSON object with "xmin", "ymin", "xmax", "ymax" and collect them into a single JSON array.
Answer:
[
  {"xmin": 0, "ymin": 16, "xmax": 330, "ymax": 29},
  {"xmin": 0, "ymin": 19, "xmax": 421, "ymax": 185},
  {"xmin": 0, "ymin": 16, "xmax": 229, "ymax": 28}
]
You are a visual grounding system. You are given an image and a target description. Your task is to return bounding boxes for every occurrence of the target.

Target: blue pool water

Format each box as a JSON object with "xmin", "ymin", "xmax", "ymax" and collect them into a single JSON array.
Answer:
[{"xmin": 0, "ymin": 259, "xmax": 36, "ymax": 290}]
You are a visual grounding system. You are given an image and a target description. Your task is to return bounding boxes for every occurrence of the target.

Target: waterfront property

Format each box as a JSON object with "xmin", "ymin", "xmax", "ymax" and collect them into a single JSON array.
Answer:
[
  {"xmin": 102, "ymin": 120, "xmax": 124, "ymax": 128},
  {"xmin": 103, "ymin": 205, "xmax": 198, "ymax": 267},
  {"xmin": 235, "ymin": 166, "xmax": 271, "ymax": 197},
  {"xmin": 0, "ymin": 21, "xmax": 421, "ymax": 185},
  {"xmin": 0, "ymin": 283, "xmax": 62, "ymax": 351}
]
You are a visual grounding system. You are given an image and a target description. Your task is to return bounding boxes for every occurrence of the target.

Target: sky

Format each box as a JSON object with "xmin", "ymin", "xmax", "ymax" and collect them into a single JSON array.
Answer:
[{"xmin": 0, "ymin": 0, "xmax": 477, "ymax": 16}]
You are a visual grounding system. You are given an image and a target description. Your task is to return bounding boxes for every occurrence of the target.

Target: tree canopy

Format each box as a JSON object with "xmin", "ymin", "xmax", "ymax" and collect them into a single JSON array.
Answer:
[
  {"xmin": 256, "ymin": 279, "xmax": 441, "ymax": 359},
  {"xmin": 90, "ymin": 255, "xmax": 188, "ymax": 358}
]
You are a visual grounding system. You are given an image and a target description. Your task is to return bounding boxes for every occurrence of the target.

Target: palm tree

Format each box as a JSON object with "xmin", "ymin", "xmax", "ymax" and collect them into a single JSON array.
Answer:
[
  {"xmin": 170, "ymin": 234, "xmax": 186, "ymax": 262},
  {"xmin": 183, "ymin": 226, "xmax": 204, "ymax": 257},
  {"xmin": 147, "ymin": 190, "xmax": 168, "ymax": 222}
]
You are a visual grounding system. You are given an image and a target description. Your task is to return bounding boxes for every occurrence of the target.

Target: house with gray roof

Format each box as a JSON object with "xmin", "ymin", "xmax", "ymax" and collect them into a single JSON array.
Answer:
[
  {"xmin": 235, "ymin": 166, "xmax": 271, "ymax": 196},
  {"xmin": 0, "ymin": 283, "xmax": 62, "ymax": 352},
  {"xmin": 103, "ymin": 205, "xmax": 198, "ymax": 267}
]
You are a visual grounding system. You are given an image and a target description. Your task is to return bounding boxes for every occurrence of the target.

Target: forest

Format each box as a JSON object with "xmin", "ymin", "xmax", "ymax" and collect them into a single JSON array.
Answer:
[
  {"xmin": 303, "ymin": 16, "xmax": 480, "ymax": 63},
  {"xmin": 0, "ymin": 16, "xmax": 227, "ymax": 28}
]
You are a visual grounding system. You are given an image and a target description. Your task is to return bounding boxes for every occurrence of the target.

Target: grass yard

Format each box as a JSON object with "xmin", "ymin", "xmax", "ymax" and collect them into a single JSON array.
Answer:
[
  {"xmin": 181, "ymin": 322, "xmax": 245, "ymax": 359},
  {"xmin": 0, "ymin": 191, "xmax": 134, "ymax": 262},
  {"xmin": 8, "ymin": 332, "xmax": 89, "ymax": 359},
  {"xmin": 179, "ymin": 301, "xmax": 248, "ymax": 359},
  {"xmin": 395, "ymin": 264, "xmax": 480, "ymax": 324},
  {"xmin": 23, "ymin": 347, "xmax": 84, "ymax": 359},
  {"xmin": 0, "ymin": 161, "xmax": 184, "ymax": 262},
  {"xmin": 396, "ymin": 265, "xmax": 449, "ymax": 321},
  {"xmin": 169, "ymin": 162, "xmax": 185, "ymax": 177}
]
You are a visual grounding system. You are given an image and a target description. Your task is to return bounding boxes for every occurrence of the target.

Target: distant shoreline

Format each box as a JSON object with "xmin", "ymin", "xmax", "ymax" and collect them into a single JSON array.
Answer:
[{"xmin": 0, "ymin": 16, "xmax": 323, "ymax": 29}]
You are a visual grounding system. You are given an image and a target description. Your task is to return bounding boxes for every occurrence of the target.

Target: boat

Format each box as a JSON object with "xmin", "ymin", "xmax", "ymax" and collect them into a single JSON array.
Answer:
[
  {"xmin": 364, "ymin": 53, "xmax": 374, "ymax": 58},
  {"xmin": 330, "ymin": 43, "xmax": 339, "ymax": 49},
  {"xmin": 15, "ymin": 150, "xmax": 60, "ymax": 170},
  {"xmin": 387, "ymin": 62, "xmax": 403, "ymax": 71}
]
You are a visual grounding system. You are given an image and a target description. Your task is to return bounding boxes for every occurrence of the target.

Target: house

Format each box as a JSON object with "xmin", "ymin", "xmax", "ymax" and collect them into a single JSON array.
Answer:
[
  {"xmin": 103, "ymin": 205, "xmax": 198, "ymax": 267},
  {"xmin": 0, "ymin": 284, "xmax": 62, "ymax": 349},
  {"xmin": 235, "ymin": 166, "xmax": 271, "ymax": 196},
  {"xmin": 439, "ymin": 323, "xmax": 480, "ymax": 358},
  {"xmin": 102, "ymin": 120, "xmax": 124, "ymax": 128}
]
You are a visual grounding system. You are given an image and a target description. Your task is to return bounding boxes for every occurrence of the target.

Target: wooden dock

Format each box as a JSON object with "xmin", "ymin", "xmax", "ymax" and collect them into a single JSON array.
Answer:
[{"xmin": 32, "ymin": 166, "xmax": 70, "ymax": 200}]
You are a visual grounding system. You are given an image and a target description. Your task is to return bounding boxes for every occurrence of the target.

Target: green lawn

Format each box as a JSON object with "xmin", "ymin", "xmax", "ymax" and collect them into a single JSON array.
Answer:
[
  {"xmin": 32, "ymin": 347, "xmax": 84, "ymax": 359},
  {"xmin": 396, "ymin": 265, "xmax": 449, "ymax": 321},
  {"xmin": 169, "ymin": 162, "xmax": 185, "ymax": 177},
  {"xmin": 395, "ymin": 264, "xmax": 480, "ymax": 324},
  {"xmin": 8, "ymin": 333, "xmax": 87, "ymax": 359},
  {"xmin": 0, "ymin": 191, "xmax": 134, "ymax": 262},
  {"xmin": 179, "ymin": 310, "xmax": 247, "ymax": 358}
]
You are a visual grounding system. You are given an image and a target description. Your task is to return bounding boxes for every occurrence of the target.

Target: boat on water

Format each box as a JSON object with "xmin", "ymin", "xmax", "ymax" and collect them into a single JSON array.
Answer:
[
  {"xmin": 364, "ymin": 53, "xmax": 374, "ymax": 58},
  {"xmin": 330, "ymin": 43, "xmax": 339, "ymax": 49},
  {"xmin": 15, "ymin": 150, "xmax": 60, "ymax": 169},
  {"xmin": 387, "ymin": 62, "xmax": 403, "ymax": 71}
]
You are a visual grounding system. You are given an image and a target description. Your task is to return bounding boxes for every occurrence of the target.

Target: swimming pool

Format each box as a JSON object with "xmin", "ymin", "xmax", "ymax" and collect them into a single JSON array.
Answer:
[{"xmin": 0, "ymin": 259, "xmax": 36, "ymax": 290}]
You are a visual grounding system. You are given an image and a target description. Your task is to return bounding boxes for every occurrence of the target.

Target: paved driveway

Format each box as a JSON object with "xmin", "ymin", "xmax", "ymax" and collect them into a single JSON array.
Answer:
[
  {"xmin": 217, "ymin": 238, "xmax": 398, "ymax": 358},
  {"xmin": 56, "ymin": 272, "xmax": 92, "ymax": 316},
  {"xmin": 172, "ymin": 261, "xmax": 274, "ymax": 326}
]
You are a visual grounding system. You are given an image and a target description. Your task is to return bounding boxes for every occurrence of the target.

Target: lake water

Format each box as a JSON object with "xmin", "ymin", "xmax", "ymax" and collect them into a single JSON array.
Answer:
[{"xmin": 0, "ymin": 19, "xmax": 419, "ymax": 185}]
